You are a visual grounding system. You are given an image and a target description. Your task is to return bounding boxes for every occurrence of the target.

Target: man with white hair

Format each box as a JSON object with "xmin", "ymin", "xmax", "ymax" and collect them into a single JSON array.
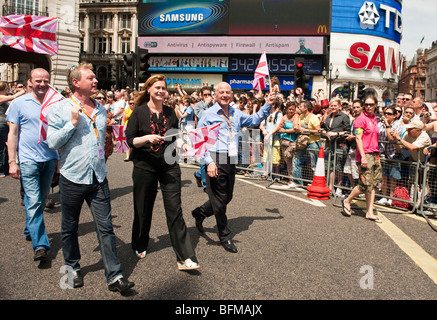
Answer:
[{"xmin": 192, "ymin": 82, "xmax": 276, "ymax": 253}]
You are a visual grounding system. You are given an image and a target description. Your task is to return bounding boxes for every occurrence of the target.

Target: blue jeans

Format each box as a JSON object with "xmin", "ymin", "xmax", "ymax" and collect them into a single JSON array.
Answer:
[
  {"xmin": 292, "ymin": 142, "xmax": 321, "ymax": 184},
  {"xmin": 20, "ymin": 159, "xmax": 57, "ymax": 252},
  {"xmin": 59, "ymin": 174, "xmax": 122, "ymax": 283},
  {"xmin": 195, "ymin": 160, "xmax": 207, "ymax": 189}
]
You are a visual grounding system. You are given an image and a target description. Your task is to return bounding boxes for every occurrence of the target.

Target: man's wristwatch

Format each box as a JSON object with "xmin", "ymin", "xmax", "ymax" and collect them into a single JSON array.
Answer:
[{"xmin": 8, "ymin": 159, "xmax": 16, "ymax": 164}]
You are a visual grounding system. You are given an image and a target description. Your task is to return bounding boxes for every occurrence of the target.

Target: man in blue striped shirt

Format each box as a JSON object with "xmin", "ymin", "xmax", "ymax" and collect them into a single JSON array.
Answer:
[
  {"xmin": 47, "ymin": 63, "xmax": 134, "ymax": 294},
  {"xmin": 192, "ymin": 81, "xmax": 275, "ymax": 253}
]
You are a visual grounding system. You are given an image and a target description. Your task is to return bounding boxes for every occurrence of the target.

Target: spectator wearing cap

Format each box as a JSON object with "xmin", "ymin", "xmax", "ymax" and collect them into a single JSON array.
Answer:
[{"xmin": 391, "ymin": 119, "xmax": 431, "ymax": 164}]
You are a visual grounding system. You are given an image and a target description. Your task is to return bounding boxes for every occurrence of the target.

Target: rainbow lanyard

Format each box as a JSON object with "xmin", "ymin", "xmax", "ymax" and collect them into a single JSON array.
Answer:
[{"xmin": 70, "ymin": 97, "xmax": 99, "ymax": 139}]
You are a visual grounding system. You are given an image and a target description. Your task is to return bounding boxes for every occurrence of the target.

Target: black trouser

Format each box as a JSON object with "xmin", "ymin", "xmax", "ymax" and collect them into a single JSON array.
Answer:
[
  {"xmin": 132, "ymin": 164, "xmax": 196, "ymax": 262},
  {"xmin": 59, "ymin": 174, "xmax": 122, "ymax": 283},
  {"xmin": 199, "ymin": 153, "xmax": 235, "ymax": 242}
]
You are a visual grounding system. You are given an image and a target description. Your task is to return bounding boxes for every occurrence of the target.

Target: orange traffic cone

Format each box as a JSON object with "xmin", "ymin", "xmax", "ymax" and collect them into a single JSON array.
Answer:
[{"xmin": 307, "ymin": 147, "xmax": 331, "ymax": 200}]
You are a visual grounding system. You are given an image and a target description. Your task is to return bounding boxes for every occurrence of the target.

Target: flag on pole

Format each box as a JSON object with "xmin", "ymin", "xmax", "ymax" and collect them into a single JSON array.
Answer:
[
  {"xmin": 252, "ymin": 51, "xmax": 269, "ymax": 91},
  {"xmin": 38, "ymin": 86, "xmax": 64, "ymax": 144},
  {"xmin": 185, "ymin": 123, "xmax": 221, "ymax": 159},
  {"xmin": 0, "ymin": 14, "xmax": 58, "ymax": 55},
  {"xmin": 113, "ymin": 125, "xmax": 129, "ymax": 153}
]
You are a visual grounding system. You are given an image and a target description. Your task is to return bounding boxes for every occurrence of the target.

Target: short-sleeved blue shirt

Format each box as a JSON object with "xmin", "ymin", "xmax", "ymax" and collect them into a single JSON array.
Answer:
[{"xmin": 6, "ymin": 93, "xmax": 59, "ymax": 163}]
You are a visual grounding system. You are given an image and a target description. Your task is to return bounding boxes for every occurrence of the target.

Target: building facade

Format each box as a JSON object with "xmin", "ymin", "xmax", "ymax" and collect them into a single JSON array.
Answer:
[
  {"xmin": 330, "ymin": 0, "xmax": 402, "ymax": 106},
  {"xmin": 1, "ymin": 0, "xmax": 406, "ymax": 101},
  {"xmin": 399, "ymin": 49, "xmax": 428, "ymax": 99},
  {"xmin": 425, "ymin": 42, "xmax": 437, "ymax": 101},
  {"xmin": 79, "ymin": 0, "xmax": 137, "ymax": 90}
]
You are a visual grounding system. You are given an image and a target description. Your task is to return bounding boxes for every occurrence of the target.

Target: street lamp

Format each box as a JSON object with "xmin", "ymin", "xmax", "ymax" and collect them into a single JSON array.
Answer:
[{"xmin": 322, "ymin": 63, "xmax": 339, "ymax": 99}]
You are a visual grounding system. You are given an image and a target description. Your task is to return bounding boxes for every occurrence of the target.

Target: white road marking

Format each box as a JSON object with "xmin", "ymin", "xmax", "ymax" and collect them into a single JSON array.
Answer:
[
  {"xmin": 237, "ymin": 178, "xmax": 326, "ymax": 207},
  {"xmin": 353, "ymin": 200, "xmax": 437, "ymax": 285}
]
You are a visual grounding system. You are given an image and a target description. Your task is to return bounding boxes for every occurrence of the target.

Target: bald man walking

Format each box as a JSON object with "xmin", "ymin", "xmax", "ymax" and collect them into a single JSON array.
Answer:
[{"xmin": 7, "ymin": 68, "xmax": 59, "ymax": 262}]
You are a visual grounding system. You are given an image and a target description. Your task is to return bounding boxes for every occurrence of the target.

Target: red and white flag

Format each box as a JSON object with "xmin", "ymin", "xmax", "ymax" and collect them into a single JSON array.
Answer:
[
  {"xmin": 185, "ymin": 123, "xmax": 221, "ymax": 159},
  {"xmin": 38, "ymin": 86, "xmax": 64, "ymax": 144},
  {"xmin": 252, "ymin": 51, "xmax": 269, "ymax": 91},
  {"xmin": 113, "ymin": 125, "xmax": 129, "ymax": 153},
  {"xmin": 0, "ymin": 14, "xmax": 58, "ymax": 55}
]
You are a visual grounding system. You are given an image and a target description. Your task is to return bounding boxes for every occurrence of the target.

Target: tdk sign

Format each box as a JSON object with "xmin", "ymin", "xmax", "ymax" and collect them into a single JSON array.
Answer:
[
  {"xmin": 358, "ymin": 1, "xmax": 402, "ymax": 34},
  {"xmin": 331, "ymin": 0, "xmax": 402, "ymax": 43},
  {"xmin": 153, "ymin": 8, "xmax": 212, "ymax": 29}
]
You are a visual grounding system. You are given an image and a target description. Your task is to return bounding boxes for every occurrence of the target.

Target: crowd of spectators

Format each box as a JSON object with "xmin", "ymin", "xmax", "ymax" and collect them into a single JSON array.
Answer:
[{"xmin": 3, "ymin": 79, "xmax": 437, "ymax": 207}]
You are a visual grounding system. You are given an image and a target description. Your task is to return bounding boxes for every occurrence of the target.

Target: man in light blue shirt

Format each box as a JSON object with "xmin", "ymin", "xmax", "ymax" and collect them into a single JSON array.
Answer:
[
  {"xmin": 191, "ymin": 81, "xmax": 275, "ymax": 253},
  {"xmin": 47, "ymin": 63, "xmax": 134, "ymax": 294},
  {"xmin": 7, "ymin": 68, "xmax": 59, "ymax": 262}
]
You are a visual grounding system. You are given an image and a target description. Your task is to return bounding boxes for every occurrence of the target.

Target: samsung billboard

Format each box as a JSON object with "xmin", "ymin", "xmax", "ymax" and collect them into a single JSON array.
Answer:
[
  {"xmin": 138, "ymin": 0, "xmax": 330, "ymax": 36},
  {"xmin": 138, "ymin": 1, "xmax": 229, "ymax": 35},
  {"xmin": 331, "ymin": 0, "xmax": 402, "ymax": 43}
]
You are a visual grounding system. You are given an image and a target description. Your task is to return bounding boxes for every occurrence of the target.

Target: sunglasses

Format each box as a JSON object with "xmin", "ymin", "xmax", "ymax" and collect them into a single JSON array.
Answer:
[
  {"xmin": 396, "ymin": 110, "xmax": 402, "ymax": 113},
  {"xmin": 384, "ymin": 112, "xmax": 394, "ymax": 115},
  {"xmin": 364, "ymin": 103, "xmax": 375, "ymax": 107},
  {"xmin": 96, "ymin": 96, "xmax": 105, "ymax": 100},
  {"xmin": 403, "ymin": 98, "xmax": 411, "ymax": 101}
]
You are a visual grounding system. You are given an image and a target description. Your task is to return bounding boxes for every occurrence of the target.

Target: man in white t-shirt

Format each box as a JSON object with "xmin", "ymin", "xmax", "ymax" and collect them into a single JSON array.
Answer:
[{"xmin": 112, "ymin": 91, "xmax": 125, "ymax": 124}]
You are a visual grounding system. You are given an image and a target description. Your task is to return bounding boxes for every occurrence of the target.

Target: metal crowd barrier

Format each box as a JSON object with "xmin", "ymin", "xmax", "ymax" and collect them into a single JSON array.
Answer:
[
  {"xmin": 419, "ymin": 146, "xmax": 437, "ymax": 230},
  {"xmin": 330, "ymin": 138, "xmax": 421, "ymax": 213},
  {"xmin": 234, "ymin": 129, "xmax": 437, "ymax": 220},
  {"xmin": 235, "ymin": 129, "xmax": 327, "ymax": 190},
  {"xmin": 179, "ymin": 123, "xmax": 437, "ymax": 223}
]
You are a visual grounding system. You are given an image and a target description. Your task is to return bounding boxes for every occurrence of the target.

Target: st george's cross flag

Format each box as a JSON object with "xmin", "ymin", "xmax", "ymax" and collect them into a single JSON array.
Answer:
[
  {"xmin": 185, "ymin": 123, "xmax": 221, "ymax": 159},
  {"xmin": 0, "ymin": 15, "xmax": 58, "ymax": 55},
  {"xmin": 38, "ymin": 86, "xmax": 64, "ymax": 144},
  {"xmin": 252, "ymin": 51, "xmax": 269, "ymax": 91},
  {"xmin": 113, "ymin": 125, "xmax": 129, "ymax": 153}
]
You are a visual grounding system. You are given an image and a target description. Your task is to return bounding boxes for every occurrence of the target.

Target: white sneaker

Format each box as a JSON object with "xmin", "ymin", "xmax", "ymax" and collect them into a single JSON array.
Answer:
[
  {"xmin": 386, "ymin": 199, "xmax": 392, "ymax": 206},
  {"xmin": 135, "ymin": 250, "xmax": 147, "ymax": 259},
  {"xmin": 335, "ymin": 188, "xmax": 343, "ymax": 197},
  {"xmin": 288, "ymin": 182, "xmax": 297, "ymax": 188},
  {"xmin": 177, "ymin": 258, "xmax": 200, "ymax": 271},
  {"xmin": 376, "ymin": 198, "xmax": 387, "ymax": 205}
]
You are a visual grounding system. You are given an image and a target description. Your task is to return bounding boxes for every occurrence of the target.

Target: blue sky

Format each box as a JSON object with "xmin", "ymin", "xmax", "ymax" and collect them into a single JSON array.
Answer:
[{"xmin": 400, "ymin": 0, "xmax": 437, "ymax": 61}]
